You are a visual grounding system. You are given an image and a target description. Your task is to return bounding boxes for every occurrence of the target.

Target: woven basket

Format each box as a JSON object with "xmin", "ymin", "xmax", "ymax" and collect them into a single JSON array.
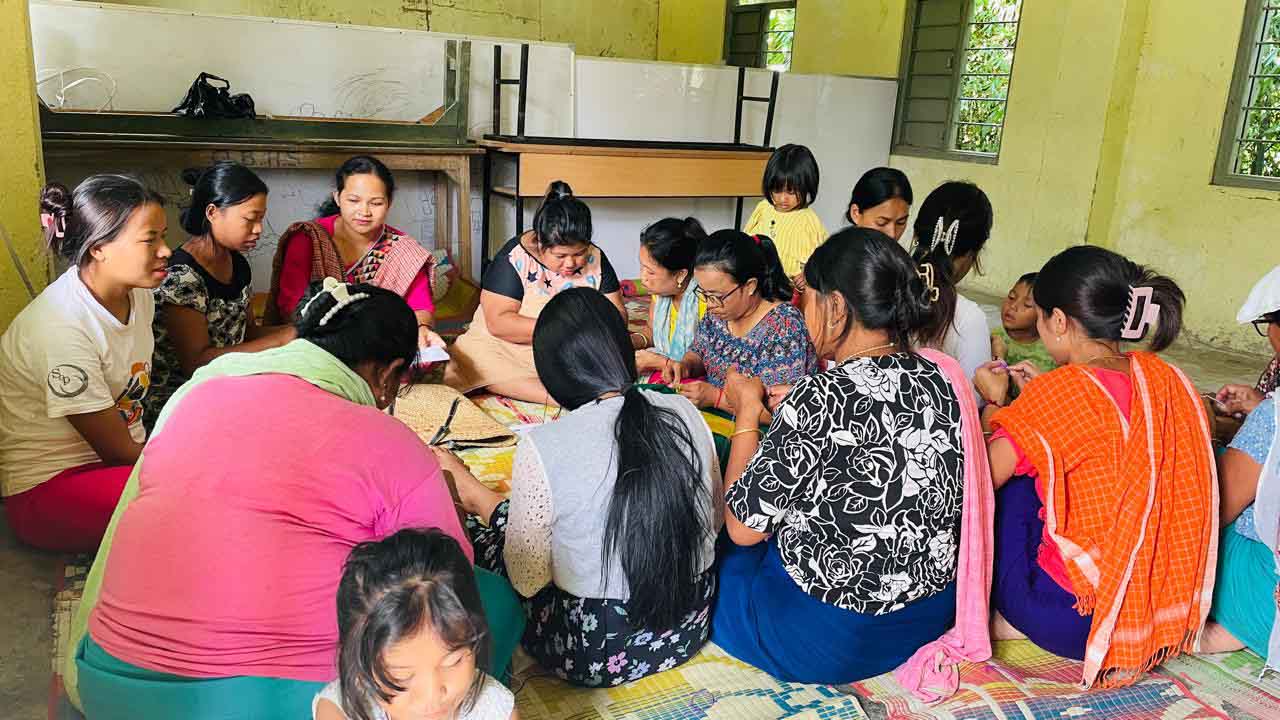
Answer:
[{"xmin": 394, "ymin": 384, "xmax": 517, "ymax": 449}]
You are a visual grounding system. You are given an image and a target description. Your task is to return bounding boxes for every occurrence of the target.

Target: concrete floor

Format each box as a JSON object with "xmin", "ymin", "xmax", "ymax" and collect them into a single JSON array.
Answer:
[
  {"xmin": 0, "ymin": 293, "xmax": 1272, "ymax": 718},
  {"xmin": 0, "ymin": 512, "xmax": 60, "ymax": 720}
]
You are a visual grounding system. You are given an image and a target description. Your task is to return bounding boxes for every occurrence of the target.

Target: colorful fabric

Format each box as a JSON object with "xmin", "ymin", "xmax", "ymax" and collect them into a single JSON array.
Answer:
[
  {"xmin": 147, "ymin": 248, "xmax": 252, "ymax": 430},
  {"xmin": 482, "ymin": 235, "xmax": 621, "ymax": 302},
  {"xmin": 61, "ymin": 340, "xmax": 443, "ymax": 710},
  {"xmin": 1253, "ymin": 385, "xmax": 1280, "ymax": 671},
  {"xmin": 469, "ymin": 502, "xmax": 715, "ymax": 687},
  {"xmin": 77, "ymin": 634, "xmax": 324, "ymax": 720},
  {"xmin": 1260, "ymin": 354, "xmax": 1280, "ymax": 396},
  {"xmin": 0, "ymin": 266, "xmax": 153, "ymax": 498},
  {"xmin": 688, "ymin": 302, "xmax": 817, "ymax": 389},
  {"xmin": 3, "ymin": 462, "xmax": 130, "ymax": 553},
  {"xmin": 991, "ymin": 326, "xmax": 1057, "ymax": 372},
  {"xmin": 712, "ymin": 537, "xmax": 956, "ymax": 685},
  {"xmin": 266, "ymin": 215, "xmax": 433, "ymax": 323},
  {"xmin": 1211, "ymin": 525, "xmax": 1278, "ymax": 660},
  {"xmin": 742, "ymin": 200, "xmax": 827, "ymax": 278},
  {"xmin": 651, "ymin": 279, "xmax": 705, "ymax": 362},
  {"xmin": 726, "ymin": 352, "xmax": 964, "ymax": 614},
  {"xmin": 893, "ymin": 348, "xmax": 995, "ymax": 702},
  {"xmin": 989, "ymin": 352, "xmax": 1218, "ymax": 687},
  {"xmin": 993, "ymin": 477, "xmax": 1092, "ymax": 660}
]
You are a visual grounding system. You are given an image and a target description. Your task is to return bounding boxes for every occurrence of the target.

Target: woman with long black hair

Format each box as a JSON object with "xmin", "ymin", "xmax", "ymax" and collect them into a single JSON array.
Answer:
[{"xmin": 439, "ymin": 287, "xmax": 722, "ymax": 687}]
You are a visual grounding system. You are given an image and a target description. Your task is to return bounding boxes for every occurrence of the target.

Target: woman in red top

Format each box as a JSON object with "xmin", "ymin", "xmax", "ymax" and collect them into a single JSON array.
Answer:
[{"xmin": 265, "ymin": 155, "xmax": 442, "ymax": 349}]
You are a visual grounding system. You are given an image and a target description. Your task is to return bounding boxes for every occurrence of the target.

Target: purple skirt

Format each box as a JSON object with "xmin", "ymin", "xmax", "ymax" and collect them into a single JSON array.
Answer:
[{"xmin": 992, "ymin": 476, "xmax": 1092, "ymax": 660}]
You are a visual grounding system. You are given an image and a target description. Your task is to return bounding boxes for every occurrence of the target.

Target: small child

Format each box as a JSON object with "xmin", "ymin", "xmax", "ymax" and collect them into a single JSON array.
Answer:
[
  {"xmin": 313, "ymin": 529, "xmax": 517, "ymax": 720},
  {"xmin": 991, "ymin": 272, "xmax": 1057, "ymax": 373},
  {"xmin": 743, "ymin": 144, "xmax": 827, "ymax": 291}
]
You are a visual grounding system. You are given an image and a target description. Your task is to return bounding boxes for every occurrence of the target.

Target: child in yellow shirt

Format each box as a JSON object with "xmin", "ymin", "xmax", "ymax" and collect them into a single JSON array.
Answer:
[{"xmin": 744, "ymin": 144, "xmax": 827, "ymax": 290}]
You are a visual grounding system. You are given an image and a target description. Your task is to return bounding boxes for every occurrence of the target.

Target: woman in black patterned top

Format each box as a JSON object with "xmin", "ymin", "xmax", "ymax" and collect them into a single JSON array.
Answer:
[
  {"xmin": 710, "ymin": 228, "xmax": 968, "ymax": 684},
  {"xmin": 147, "ymin": 164, "xmax": 294, "ymax": 429}
]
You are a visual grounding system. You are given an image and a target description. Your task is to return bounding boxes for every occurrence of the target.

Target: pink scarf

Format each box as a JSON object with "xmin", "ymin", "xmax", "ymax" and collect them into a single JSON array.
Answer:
[{"xmin": 892, "ymin": 348, "xmax": 995, "ymax": 702}]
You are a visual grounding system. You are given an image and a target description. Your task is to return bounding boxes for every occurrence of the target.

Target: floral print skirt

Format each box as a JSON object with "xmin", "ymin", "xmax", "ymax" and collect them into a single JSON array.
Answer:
[{"xmin": 467, "ymin": 501, "xmax": 715, "ymax": 687}]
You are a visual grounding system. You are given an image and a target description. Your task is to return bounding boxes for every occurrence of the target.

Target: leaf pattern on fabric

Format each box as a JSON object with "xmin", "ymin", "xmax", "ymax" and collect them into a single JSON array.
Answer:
[{"xmin": 725, "ymin": 354, "xmax": 965, "ymax": 615}]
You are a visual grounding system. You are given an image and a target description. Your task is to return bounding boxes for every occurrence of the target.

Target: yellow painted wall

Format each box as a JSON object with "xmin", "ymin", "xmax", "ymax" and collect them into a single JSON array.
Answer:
[
  {"xmin": 657, "ymin": 0, "xmax": 723, "ymax": 65},
  {"xmin": 891, "ymin": 0, "xmax": 1135, "ymax": 301},
  {"xmin": 791, "ymin": 0, "xmax": 907, "ymax": 78},
  {"xmin": 102, "ymin": 0, "xmax": 661, "ymax": 58},
  {"xmin": 0, "ymin": 0, "xmax": 47, "ymax": 332},
  {"xmin": 1104, "ymin": 1, "xmax": 1278, "ymax": 352}
]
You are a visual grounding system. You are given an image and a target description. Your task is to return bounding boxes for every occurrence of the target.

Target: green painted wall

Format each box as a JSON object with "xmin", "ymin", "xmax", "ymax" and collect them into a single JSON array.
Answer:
[
  {"xmin": 99, "ymin": 0, "xmax": 661, "ymax": 58},
  {"xmin": 658, "ymin": 0, "xmax": 723, "ymax": 65},
  {"xmin": 0, "ymin": 0, "xmax": 47, "ymax": 332},
  {"xmin": 790, "ymin": 0, "xmax": 906, "ymax": 78}
]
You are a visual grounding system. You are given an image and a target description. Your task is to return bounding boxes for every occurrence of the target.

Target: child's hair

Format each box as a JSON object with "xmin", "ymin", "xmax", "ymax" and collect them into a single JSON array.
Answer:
[
  {"xmin": 1033, "ymin": 245, "xmax": 1185, "ymax": 352},
  {"xmin": 909, "ymin": 181, "xmax": 995, "ymax": 347},
  {"xmin": 317, "ymin": 155, "xmax": 396, "ymax": 217},
  {"xmin": 336, "ymin": 529, "xmax": 490, "ymax": 720},
  {"xmin": 532, "ymin": 180, "xmax": 593, "ymax": 248},
  {"xmin": 694, "ymin": 229, "xmax": 793, "ymax": 303},
  {"xmin": 294, "ymin": 281, "xmax": 417, "ymax": 373},
  {"xmin": 180, "ymin": 162, "xmax": 269, "ymax": 236},
  {"xmin": 1017, "ymin": 271, "xmax": 1038, "ymax": 286},
  {"xmin": 40, "ymin": 176, "xmax": 166, "ymax": 268},
  {"xmin": 805, "ymin": 227, "xmax": 941, "ymax": 352},
  {"xmin": 846, "ymin": 167, "xmax": 913, "ymax": 223},
  {"xmin": 533, "ymin": 288, "xmax": 711, "ymax": 629},
  {"xmin": 640, "ymin": 217, "xmax": 707, "ymax": 274},
  {"xmin": 762, "ymin": 144, "xmax": 819, "ymax": 209}
]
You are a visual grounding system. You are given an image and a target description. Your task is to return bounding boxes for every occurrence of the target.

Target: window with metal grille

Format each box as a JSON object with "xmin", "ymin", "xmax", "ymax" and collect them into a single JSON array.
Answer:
[
  {"xmin": 725, "ymin": 1, "xmax": 796, "ymax": 72},
  {"xmin": 893, "ymin": 0, "xmax": 1023, "ymax": 162},
  {"xmin": 1217, "ymin": 1, "xmax": 1280, "ymax": 188}
]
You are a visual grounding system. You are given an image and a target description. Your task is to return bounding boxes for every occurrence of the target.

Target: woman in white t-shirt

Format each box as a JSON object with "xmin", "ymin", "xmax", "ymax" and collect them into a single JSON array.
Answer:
[
  {"xmin": 909, "ymin": 181, "xmax": 995, "ymax": 390},
  {"xmin": 0, "ymin": 176, "xmax": 170, "ymax": 552}
]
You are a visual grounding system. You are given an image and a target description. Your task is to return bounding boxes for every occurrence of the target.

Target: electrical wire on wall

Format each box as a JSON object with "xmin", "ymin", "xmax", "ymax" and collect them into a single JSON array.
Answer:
[{"xmin": 35, "ymin": 67, "xmax": 118, "ymax": 112}]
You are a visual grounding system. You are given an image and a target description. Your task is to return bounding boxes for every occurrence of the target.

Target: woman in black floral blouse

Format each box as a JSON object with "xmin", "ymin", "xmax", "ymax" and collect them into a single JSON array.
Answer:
[{"xmin": 710, "ymin": 228, "xmax": 969, "ymax": 684}]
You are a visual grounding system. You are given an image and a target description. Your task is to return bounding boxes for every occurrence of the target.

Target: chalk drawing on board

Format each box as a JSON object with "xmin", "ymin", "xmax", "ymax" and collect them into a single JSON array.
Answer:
[{"xmin": 333, "ymin": 69, "xmax": 410, "ymax": 120}]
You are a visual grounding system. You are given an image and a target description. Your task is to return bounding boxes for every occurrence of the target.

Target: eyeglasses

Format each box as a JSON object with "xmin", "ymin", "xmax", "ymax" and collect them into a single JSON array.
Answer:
[
  {"xmin": 1254, "ymin": 316, "xmax": 1279, "ymax": 336},
  {"xmin": 694, "ymin": 283, "xmax": 746, "ymax": 307}
]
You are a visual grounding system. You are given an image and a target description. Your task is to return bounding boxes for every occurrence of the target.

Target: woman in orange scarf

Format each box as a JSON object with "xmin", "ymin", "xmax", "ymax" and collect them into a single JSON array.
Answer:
[{"xmin": 974, "ymin": 246, "xmax": 1217, "ymax": 688}]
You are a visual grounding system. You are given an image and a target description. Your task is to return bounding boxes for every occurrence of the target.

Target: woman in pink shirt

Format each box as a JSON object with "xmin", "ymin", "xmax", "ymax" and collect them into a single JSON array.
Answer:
[
  {"xmin": 265, "ymin": 155, "xmax": 443, "ymax": 350},
  {"xmin": 64, "ymin": 280, "xmax": 522, "ymax": 719}
]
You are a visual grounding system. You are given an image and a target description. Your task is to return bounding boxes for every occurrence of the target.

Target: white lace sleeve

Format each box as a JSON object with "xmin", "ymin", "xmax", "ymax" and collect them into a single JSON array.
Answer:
[
  {"xmin": 461, "ymin": 675, "xmax": 515, "ymax": 719},
  {"xmin": 504, "ymin": 438, "xmax": 554, "ymax": 598}
]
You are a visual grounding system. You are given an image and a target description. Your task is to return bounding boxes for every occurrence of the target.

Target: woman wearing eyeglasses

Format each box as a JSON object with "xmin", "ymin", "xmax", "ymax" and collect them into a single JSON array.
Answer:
[
  {"xmin": 666, "ymin": 230, "xmax": 818, "ymax": 416},
  {"xmin": 1215, "ymin": 266, "xmax": 1280, "ymax": 421}
]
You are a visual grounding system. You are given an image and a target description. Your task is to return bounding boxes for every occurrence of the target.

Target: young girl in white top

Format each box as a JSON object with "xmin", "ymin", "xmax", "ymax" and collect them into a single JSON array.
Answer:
[
  {"xmin": 314, "ymin": 528, "xmax": 517, "ymax": 720},
  {"xmin": 0, "ymin": 175, "xmax": 170, "ymax": 552},
  {"xmin": 909, "ymin": 181, "xmax": 995, "ymax": 390}
]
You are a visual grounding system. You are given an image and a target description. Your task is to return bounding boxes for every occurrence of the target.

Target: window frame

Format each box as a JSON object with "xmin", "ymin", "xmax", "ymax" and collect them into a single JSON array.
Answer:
[
  {"xmin": 723, "ymin": 0, "xmax": 797, "ymax": 72},
  {"xmin": 891, "ymin": 0, "xmax": 1022, "ymax": 165},
  {"xmin": 1214, "ymin": 0, "xmax": 1280, "ymax": 191}
]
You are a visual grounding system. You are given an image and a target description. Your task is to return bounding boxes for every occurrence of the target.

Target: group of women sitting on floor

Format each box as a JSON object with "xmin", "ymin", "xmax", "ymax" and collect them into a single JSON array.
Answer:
[{"xmin": 0, "ymin": 147, "xmax": 1275, "ymax": 720}]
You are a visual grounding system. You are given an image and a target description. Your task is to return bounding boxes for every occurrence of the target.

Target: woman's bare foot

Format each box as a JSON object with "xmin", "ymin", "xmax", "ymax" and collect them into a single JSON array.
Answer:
[
  {"xmin": 1199, "ymin": 622, "xmax": 1245, "ymax": 654},
  {"xmin": 991, "ymin": 611, "xmax": 1027, "ymax": 641}
]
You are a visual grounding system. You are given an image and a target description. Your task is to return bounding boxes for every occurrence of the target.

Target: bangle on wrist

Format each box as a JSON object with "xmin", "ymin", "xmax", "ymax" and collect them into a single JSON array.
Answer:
[{"xmin": 731, "ymin": 427, "xmax": 762, "ymax": 438}]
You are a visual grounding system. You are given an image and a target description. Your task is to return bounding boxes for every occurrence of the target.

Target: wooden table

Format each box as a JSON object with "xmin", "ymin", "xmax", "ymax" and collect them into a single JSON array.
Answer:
[{"xmin": 480, "ymin": 135, "xmax": 773, "ymax": 264}]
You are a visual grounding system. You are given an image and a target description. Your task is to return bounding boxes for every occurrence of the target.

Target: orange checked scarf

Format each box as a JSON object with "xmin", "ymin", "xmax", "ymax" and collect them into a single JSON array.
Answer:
[{"xmin": 990, "ymin": 352, "xmax": 1218, "ymax": 688}]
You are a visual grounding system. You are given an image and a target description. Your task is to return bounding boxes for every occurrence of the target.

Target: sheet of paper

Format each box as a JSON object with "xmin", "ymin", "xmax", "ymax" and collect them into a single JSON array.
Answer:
[{"xmin": 416, "ymin": 346, "xmax": 450, "ymax": 365}]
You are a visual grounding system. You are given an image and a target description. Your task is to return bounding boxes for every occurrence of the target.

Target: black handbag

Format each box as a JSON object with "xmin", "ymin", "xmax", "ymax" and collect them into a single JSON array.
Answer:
[{"xmin": 172, "ymin": 72, "xmax": 256, "ymax": 119}]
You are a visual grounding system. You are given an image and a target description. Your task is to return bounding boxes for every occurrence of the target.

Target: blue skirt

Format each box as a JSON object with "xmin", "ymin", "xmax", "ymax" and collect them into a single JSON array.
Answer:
[
  {"xmin": 710, "ymin": 537, "xmax": 956, "ymax": 685},
  {"xmin": 992, "ymin": 476, "xmax": 1092, "ymax": 660}
]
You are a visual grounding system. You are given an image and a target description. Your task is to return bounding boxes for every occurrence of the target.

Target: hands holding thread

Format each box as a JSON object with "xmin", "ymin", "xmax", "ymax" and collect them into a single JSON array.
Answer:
[{"xmin": 975, "ymin": 359, "xmax": 1040, "ymax": 407}]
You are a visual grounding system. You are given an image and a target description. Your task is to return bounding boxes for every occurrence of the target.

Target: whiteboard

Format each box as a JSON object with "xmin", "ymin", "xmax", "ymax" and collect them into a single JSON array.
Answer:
[
  {"xmin": 29, "ymin": 0, "xmax": 574, "ymax": 136},
  {"xmin": 570, "ymin": 57, "xmax": 898, "ymax": 279}
]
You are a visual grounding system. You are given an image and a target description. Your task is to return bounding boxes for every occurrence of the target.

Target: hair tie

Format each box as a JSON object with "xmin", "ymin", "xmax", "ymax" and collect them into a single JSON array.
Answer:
[
  {"xmin": 40, "ymin": 212, "xmax": 65, "ymax": 239},
  {"xmin": 751, "ymin": 234, "xmax": 761, "ymax": 246},
  {"xmin": 929, "ymin": 217, "xmax": 960, "ymax": 256},
  {"xmin": 917, "ymin": 263, "xmax": 940, "ymax": 304},
  {"xmin": 1121, "ymin": 285, "xmax": 1161, "ymax": 341},
  {"xmin": 299, "ymin": 277, "xmax": 370, "ymax": 327}
]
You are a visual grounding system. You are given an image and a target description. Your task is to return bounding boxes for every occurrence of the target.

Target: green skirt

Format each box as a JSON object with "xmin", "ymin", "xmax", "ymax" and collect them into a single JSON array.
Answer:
[{"xmin": 1211, "ymin": 525, "xmax": 1278, "ymax": 657}]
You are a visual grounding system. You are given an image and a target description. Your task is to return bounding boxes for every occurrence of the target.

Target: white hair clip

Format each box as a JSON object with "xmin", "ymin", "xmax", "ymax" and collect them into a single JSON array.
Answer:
[
  {"xmin": 40, "ymin": 212, "xmax": 65, "ymax": 239},
  {"xmin": 930, "ymin": 217, "xmax": 960, "ymax": 256},
  {"xmin": 299, "ymin": 277, "xmax": 370, "ymax": 327},
  {"xmin": 1121, "ymin": 285, "xmax": 1161, "ymax": 341}
]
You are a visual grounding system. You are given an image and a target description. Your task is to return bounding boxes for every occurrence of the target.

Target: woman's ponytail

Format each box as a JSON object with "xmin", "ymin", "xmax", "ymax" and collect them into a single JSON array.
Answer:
[
  {"xmin": 39, "ymin": 183, "xmax": 72, "ymax": 258},
  {"xmin": 753, "ymin": 234, "xmax": 795, "ymax": 302},
  {"xmin": 694, "ymin": 230, "xmax": 793, "ymax": 303},
  {"xmin": 1131, "ymin": 267, "xmax": 1185, "ymax": 352}
]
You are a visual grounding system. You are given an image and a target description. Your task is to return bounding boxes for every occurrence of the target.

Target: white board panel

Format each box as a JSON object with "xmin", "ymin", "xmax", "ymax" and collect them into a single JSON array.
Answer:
[
  {"xmin": 571, "ymin": 57, "xmax": 897, "ymax": 279},
  {"xmin": 29, "ymin": 0, "xmax": 573, "ymax": 136}
]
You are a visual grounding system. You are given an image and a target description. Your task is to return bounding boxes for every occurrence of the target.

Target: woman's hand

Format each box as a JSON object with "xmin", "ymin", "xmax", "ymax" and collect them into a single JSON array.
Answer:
[
  {"xmin": 766, "ymin": 384, "xmax": 792, "ymax": 411},
  {"xmin": 430, "ymin": 446, "xmax": 499, "ymax": 519},
  {"xmin": 1006, "ymin": 360, "xmax": 1041, "ymax": 390},
  {"xmin": 635, "ymin": 349, "xmax": 666, "ymax": 373},
  {"xmin": 418, "ymin": 325, "xmax": 446, "ymax": 350},
  {"xmin": 1216, "ymin": 384, "xmax": 1264, "ymax": 417},
  {"xmin": 664, "ymin": 359, "xmax": 686, "ymax": 385},
  {"xmin": 675, "ymin": 380, "xmax": 717, "ymax": 408},
  {"xmin": 974, "ymin": 362, "xmax": 1012, "ymax": 407},
  {"xmin": 990, "ymin": 334, "xmax": 1008, "ymax": 362},
  {"xmin": 725, "ymin": 369, "xmax": 767, "ymax": 417}
]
